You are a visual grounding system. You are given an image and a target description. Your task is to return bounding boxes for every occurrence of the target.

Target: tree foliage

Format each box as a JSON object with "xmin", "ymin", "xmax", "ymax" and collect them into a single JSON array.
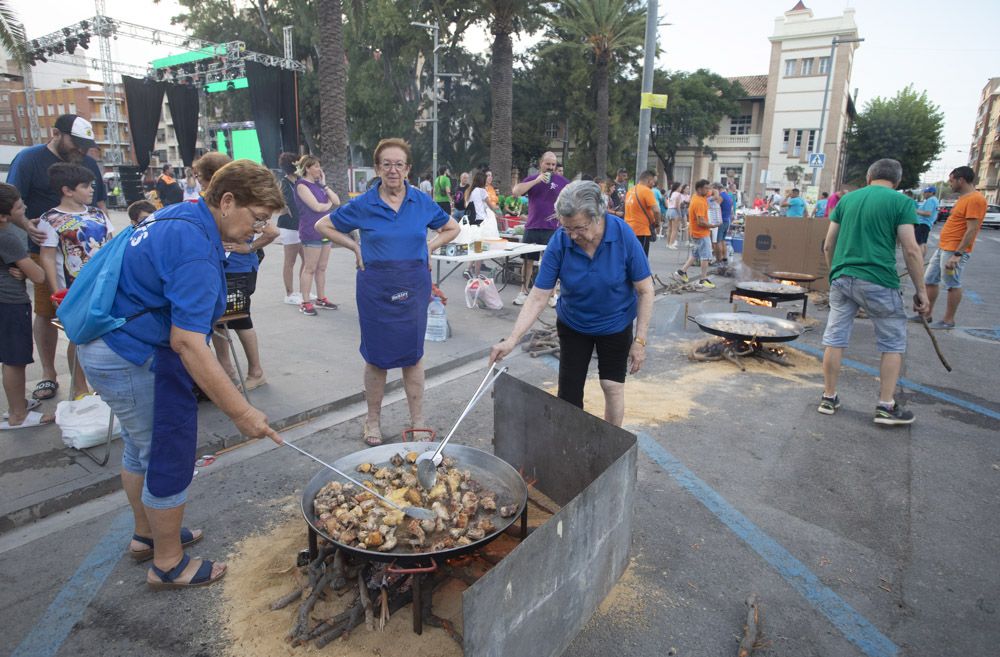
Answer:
[
  {"xmin": 647, "ymin": 69, "xmax": 744, "ymax": 182},
  {"xmin": 845, "ymin": 85, "xmax": 944, "ymax": 189}
]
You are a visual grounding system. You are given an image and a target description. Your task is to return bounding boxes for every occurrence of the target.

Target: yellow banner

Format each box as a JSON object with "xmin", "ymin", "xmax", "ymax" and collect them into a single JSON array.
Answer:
[{"xmin": 640, "ymin": 93, "xmax": 668, "ymax": 109}]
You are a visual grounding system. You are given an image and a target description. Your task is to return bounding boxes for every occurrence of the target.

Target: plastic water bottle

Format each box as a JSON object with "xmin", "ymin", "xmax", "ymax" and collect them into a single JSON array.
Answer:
[{"xmin": 425, "ymin": 296, "xmax": 448, "ymax": 342}]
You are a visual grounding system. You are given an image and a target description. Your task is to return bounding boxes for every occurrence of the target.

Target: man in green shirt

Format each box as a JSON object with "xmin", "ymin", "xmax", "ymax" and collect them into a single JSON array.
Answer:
[
  {"xmin": 433, "ymin": 165, "xmax": 453, "ymax": 216},
  {"xmin": 818, "ymin": 158, "xmax": 929, "ymax": 425}
]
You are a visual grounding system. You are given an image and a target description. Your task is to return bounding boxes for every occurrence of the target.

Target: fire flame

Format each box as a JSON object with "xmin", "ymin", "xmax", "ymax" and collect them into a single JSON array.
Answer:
[{"xmin": 732, "ymin": 295, "xmax": 773, "ymax": 307}]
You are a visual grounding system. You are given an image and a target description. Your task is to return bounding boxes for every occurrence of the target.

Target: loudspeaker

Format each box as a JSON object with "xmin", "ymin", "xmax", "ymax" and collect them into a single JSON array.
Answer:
[{"xmin": 118, "ymin": 165, "xmax": 144, "ymax": 204}]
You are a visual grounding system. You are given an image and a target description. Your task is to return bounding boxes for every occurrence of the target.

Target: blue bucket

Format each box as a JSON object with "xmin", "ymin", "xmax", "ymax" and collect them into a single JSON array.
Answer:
[{"xmin": 727, "ymin": 236, "xmax": 744, "ymax": 254}]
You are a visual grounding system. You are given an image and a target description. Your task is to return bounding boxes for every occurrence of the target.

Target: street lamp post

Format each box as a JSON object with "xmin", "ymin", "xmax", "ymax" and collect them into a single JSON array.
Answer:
[
  {"xmin": 635, "ymin": 0, "xmax": 658, "ymax": 180},
  {"xmin": 813, "ymin": 36, "xmax": 864, "ymax": 191}
]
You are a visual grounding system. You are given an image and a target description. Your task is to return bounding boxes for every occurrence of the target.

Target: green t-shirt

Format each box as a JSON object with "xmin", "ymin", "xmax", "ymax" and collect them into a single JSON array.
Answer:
[
  {"xmin": 433, "ymin": 175, "xmax": 451, "ymax": 202},
  {"xmin": 828, "ymin": 185, "xmax": 917, "ymax": 289}
]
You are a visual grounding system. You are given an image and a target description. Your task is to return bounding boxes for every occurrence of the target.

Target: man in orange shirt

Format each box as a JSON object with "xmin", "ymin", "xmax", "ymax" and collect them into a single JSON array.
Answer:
[
  {"xmin": 624, "ymin": 170, "xmax": 660, "ymax": 256},
  {"xmin": 674, "ymin": 179, "xmax": 715, "ymax": 289},
  {"xmin": 920, "ymin": 166, "xmax": 987, "ymax": 329}
]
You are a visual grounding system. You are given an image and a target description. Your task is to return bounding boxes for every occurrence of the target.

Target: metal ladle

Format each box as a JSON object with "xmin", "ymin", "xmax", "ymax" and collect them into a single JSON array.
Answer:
[
  {"xmin": 416, "ymin": 364, "xmax": 507, "ymax": 490},
  {"xmin": 283, "ymin": 441, "xmax": 435, "ymax": 521}
]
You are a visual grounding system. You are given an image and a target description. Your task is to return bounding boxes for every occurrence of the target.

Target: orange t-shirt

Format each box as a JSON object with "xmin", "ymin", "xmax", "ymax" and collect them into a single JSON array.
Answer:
[
  {"xmin": 688, "ymin": 193, "xmax": 710, "ymax": 238},
  {"xmin": 624, "ymin": 184, "xmax": 657, "ymax": 237},
  {"xmin": 939, "ymin": 191, "xmax": 987, "ymax": 253}
]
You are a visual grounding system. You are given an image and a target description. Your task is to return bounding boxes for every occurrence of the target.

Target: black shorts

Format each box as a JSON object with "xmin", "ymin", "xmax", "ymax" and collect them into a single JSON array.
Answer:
[
  {"xmin": 0, "ymin": 302, "xmax": 34, "ymax": 365},
  {"xmin": 556, "ymin": 319, "xmax": 632, "ymax": 409},
  {"xmin": 436, "ymin": 201, "xmax": 452, "ymax": 215},
  {"xmin": 522, "ymin": 228, "xmax": 556, "ymax": 261},
  {"xmin": 914, "ymin": 223, "xmax": 930, "ymax": 245},
  {"xmin": 222, "ymin": 271, "xmax": 257, "ymax": 331}
]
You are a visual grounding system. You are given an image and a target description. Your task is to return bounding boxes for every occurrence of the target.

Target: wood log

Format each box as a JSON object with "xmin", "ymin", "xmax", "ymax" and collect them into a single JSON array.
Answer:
[
  {"xmin": 737, "ymin": 594, "xmax": 762, "ymax": 657},
  {"xmin": 529, "ymin": 346, "xmax": 560, "ymax": 358},
  {"xmin": 270, "ymin": 587, "xmax": 303, "ymax": 611},
  {"xmin": 359, "ymin": 571, "xmax": 375, "ymax": 631}
]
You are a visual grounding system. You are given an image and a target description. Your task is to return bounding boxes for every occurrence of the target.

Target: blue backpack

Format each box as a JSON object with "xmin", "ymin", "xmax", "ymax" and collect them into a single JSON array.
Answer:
[
  {"xmin": 57, "ymin": 215, "xmax": 213, "ymax": 344},
  {"xmin": 55, "ymin": 224, "xmax": 137, "ymax": 345}
]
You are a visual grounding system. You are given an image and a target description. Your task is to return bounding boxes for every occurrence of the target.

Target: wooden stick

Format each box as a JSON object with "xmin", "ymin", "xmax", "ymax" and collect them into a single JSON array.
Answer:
[
  {"xmin": 737, "ymin": 593, "xmax": 762, "ymax": 657},
  {"xmin": 914, "ymin": 300, "xmax": 952, "ymax": 372},
  {"xmin": 359, "ymin": 571, "xmax": 374, "ymax": 631},
  {"xmin": 270, "ymin": 587, "xmax": 303, "ymax": 611}
]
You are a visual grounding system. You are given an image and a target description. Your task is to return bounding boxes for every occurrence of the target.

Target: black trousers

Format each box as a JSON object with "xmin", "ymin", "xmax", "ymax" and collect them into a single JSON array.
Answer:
[
  {"xmin": 556, "ymin": 319, "xmax": 633, "ymax": 409},
  {"xmin": 636, "ymin": 235, "xmax": 651, "ymax": 255}
]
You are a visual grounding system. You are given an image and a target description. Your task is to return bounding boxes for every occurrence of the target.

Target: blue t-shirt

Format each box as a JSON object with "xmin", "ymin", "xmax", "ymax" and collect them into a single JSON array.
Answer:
[
  {"xmin": 535, "ymin": 214, "xmax": 651, "ymax": 335},
  {"xmin": 225, "ymin": 241, "xmax": 258, "ymax": 274},
  {"xmin": 7, "ymin": 144, "xmax": 107, "ymax": 253},
  {"xmin": 653, "ymin": 188, "xmax": 667, "ymax": 216},
  {"xmin": 102, "ymin": 198, "xmax": 227, "ymax": 365},
  {"xmin": 785, "ymin": 196, "xmax": 806, "ymax": 217},
  {"xmin": 330, "ymin": 181, "xmax": 450, "ymax": 265},
  {"xmin": 719, "ymin": 191, "xmax": 734, "ymax": 221},
  {"xmin": 815, "ymin": 199, "xmax": 828, "ymax": 218},
  {"xmin": 917, "ymin": 196, "xmax": 939, "ymax": 227}
]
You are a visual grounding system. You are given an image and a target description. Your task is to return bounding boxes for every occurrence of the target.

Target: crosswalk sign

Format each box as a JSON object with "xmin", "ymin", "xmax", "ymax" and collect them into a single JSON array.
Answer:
[{"xmin": 808, "ymin": 152, "xmax": 826, "ymax": 168}]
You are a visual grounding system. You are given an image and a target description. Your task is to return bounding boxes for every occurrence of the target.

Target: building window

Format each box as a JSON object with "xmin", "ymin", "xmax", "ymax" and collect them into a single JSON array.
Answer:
[
  {"xmin": 819, "ymin": 57, "xmax": 831, "ymax": 75},
  {"xmin": 784, "ymin": 59, "xmax": 797, "ymax": 77},
  {"xmin": 17, "ymin": 105, "xmax": 24, "ymax": 117},
  {"xmin": 806, "ymin": 129, "xmax": 816, "ymax": 154},
  {"xmin": 544, "ymin": 122, "xmax": 559, "ymax": 140},
  {"xmin": 801, "ymin": 59, "xmax": 814, "ymax": 76},
  {"xmin": 37, "ymin": 105, "xmax": 44, "ymax": 116},
  {"xmin": 793, "ymin": 130, "xmax": 803, "ymax": 157},
  {"xmin": 729, "ymin": 115, "xmax": 752, "ymax": 135},
  {"xmin": 21, "ymin": 127, "xmax": 27, "ymax": 139},
  {"xmin": 781, "ymin": 129, "xmax": 790, "ymax": 153},
  {"xmin": 47, "ymin": 104, "xmax": 55, "ymax": 115},
  {"xmin": 68, "ymin": 103, "xmax": 76, "ymax": 114}
]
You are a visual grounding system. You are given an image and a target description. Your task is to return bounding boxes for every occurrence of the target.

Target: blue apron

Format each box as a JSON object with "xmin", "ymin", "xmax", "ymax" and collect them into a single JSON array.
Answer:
[
  {"xmin": 146, "ymin": 345, "xmax": 199, "ymax": 498},
  {"xmin": 357, "ymin": 260, "xmax": 431, "ymax": 369}
]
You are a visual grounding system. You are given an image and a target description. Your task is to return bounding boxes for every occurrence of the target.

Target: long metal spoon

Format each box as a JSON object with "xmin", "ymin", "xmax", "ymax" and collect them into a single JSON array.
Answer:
[
  {"xmin": 283, "ymin": 441, "xmax": 435, "ymax": 521},
  {"xmin": 416, "ymin": 364, "xmax": 507, "ymax": 490}
]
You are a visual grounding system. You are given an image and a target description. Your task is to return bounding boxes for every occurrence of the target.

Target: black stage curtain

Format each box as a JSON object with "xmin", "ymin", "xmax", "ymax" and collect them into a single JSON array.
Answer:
[
  {"xmin": 165, "ymin": 83, "xmax": 200, "ymax": 168},
  {"xmin": 246, "ymin": 61, "xmax": 299, "ymax": 168},
  {"xmin": 122, "ymin": 76, "xmax": 165, "ymax": 172}
]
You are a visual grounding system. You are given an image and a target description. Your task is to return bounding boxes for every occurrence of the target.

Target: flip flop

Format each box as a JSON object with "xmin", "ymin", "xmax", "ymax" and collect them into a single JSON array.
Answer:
[
  {"xmin": 147, "ymin": 553, "xmax": 226, "ymax": 590},
  {"xmin": 244, "ymin": 375, "xmax": 268, "ymax": 391},
  {"xmin": 0, "ymin": 411, "xmax": 55, "ymax": 431},
  {"xmin": 363, "ymin": 428, "xmax": 383, "ymax": 447},
  {"xmin": 31, "ymin": 380, "xmax": 58, "ymax": 400},
  {"xmin": 3, "ymin": 399, "xmax": 41, "ymax": 419},
  {"xmin": 129, "ymin": 527, "xmax": 204, "ymax": 562}
]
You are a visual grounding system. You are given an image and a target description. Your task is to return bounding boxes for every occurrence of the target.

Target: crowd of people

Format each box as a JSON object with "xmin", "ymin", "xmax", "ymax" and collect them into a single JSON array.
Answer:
[{"xmin": 0, "ymin": 113, "xmax": 989, "ymax": 592}]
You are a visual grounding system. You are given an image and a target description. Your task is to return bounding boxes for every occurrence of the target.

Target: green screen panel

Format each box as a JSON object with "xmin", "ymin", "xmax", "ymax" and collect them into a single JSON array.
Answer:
[
  {"xmin": 231, "ymin": 129, "xmax": 262, "ymax": 164},
  {"xmin": 216, "ymin": 130, "xmax": 229, "ymax": 156},
  {"xmin": 152, "ymin": 45, "xmax": 228, "ymax": 69},
  {"xmin": 204, "ymin": 78, "xmax": 249, "ymax": 94}
]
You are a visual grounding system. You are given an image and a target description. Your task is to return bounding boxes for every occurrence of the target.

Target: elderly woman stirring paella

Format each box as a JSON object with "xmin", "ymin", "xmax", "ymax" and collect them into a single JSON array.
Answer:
[
  {"xmin": 489, "ymin": 180, "xmax": 654, "ymax": 427},
  {"xmin": 316, "ymin": 138, "xmax": 460, "ymax": 446}
]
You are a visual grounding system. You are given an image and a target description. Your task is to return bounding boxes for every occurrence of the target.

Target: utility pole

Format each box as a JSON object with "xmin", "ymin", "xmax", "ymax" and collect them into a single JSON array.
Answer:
[
  {"xmin": 635, "ymin": 0, "xmax": 658, "ymax": 180},
  {"xmin": 411, "ymin": 22, "xmax": 459, "ymax": 178},
  {"xmin": 813, "ymin": 36, "xmax": 863, "ymax": 191}
]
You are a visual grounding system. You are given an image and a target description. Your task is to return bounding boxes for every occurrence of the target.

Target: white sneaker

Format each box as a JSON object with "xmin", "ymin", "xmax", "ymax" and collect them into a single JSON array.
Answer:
[
  {"xmin": 513, "ymin": 291, "xmax": 528, "ymax": 305},
  {"xmin": 284, "ymin": 292, "xmax": 303, "ymax": 305},
  {"xmin": 548, "ymin": 293, "xmax": 558, "ymax": 308},
  {"xmin": 667, "ymin": 242, "xmax": 678, "ymax": 250}
]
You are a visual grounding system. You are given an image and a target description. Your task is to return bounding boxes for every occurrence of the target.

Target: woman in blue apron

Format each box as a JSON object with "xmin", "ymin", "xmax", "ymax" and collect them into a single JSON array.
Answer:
[
  {"xmin": 76, "ymin": 160, "xmax": 286, "ymax": 590},
  {"xmin": 315, "ymin": 138, "xmax": 460, "ymax": 446}
]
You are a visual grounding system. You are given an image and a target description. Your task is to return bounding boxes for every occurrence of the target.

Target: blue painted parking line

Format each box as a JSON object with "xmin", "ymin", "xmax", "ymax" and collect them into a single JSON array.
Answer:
[
  {"xmin": 964, "ymin": 290, "xmax": 983, "ymax": 305},
  {"xmin": 792, "ymin": 343, "xmax": 1000, "ymax": 421},
  {"xmin": 11, "ymin": 511, "xmax": 133, "ymax": 657},
  {"xmin": 636, "ymin": 432, "xmax": 900, "ymax": 657}
]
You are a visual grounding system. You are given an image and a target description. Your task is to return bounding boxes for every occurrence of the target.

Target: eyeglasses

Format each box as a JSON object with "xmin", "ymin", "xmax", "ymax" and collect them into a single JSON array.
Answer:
[
  {"xmin": 380, "ymin": 161, "xmax": 409, "ymax": 170},
  {"xmin": 250, "ymin": 210, "xmax": 271, "ymax": 230},
  {"xmin": 561, "ymin": 222, "xmax": 592, "ymax": 236}
]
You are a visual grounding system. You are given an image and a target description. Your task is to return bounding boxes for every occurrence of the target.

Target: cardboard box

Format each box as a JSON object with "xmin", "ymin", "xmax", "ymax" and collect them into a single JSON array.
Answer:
[{"xmin": 742, "ymin": 216, "xmax": 831, "ymax": 291}]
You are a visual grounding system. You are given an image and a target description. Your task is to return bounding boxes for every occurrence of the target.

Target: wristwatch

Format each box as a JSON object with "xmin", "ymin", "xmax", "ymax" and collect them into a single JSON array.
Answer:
[
  {"xmin": 953, "ymin": 251, "xmax": 963, "ymax": 257},
  {"xmin": 634, "ymin": 337, "xmax": 647, "ymax": 347}
]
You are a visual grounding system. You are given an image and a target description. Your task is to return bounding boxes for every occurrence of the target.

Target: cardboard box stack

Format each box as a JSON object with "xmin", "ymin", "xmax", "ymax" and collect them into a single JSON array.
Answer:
[{"xmin": 742, "ymin": 216, "xmax": 831, "ymax": 291}]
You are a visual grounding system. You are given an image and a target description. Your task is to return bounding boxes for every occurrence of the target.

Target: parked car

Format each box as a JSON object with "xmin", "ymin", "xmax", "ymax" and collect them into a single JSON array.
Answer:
[
  {"xmin": 983, "ymin": 204, "xmax": 1000, "ymax": 229},
  {"xmin": 937, "ymin": 202, "xmax": 954, "ymax": 223}
]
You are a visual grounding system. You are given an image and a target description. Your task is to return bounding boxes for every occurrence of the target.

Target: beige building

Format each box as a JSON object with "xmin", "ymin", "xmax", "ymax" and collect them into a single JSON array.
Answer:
[
  {"xmin": 672, "ymin": 2, "xmax": 860, "ymax": 202},
  {"xmin": 969, "ymin": 77, "xmax": 1000, "ymax": 204}
]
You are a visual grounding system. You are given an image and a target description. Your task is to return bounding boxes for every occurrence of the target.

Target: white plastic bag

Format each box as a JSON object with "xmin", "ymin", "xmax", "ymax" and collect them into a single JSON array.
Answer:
[
  {"xmin": 56, "ymin": 396, "xmax": 121, "ymax": 449},
  {"xmin": 464, "ymin": 276, "xmax": 504, "ymax": 310},
  {"xmin": 455, "ymin": 217, "xmax": 480, "ymax": 245},
  {"xmin": 478, "ymin": 213, "xmax": 500, "ymax": 240}
]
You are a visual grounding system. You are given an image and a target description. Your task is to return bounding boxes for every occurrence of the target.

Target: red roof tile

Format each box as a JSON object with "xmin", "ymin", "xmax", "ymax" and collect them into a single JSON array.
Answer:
[{"xmin": 727, "ymin": 75, "xmax": 769, "ymax": 98}]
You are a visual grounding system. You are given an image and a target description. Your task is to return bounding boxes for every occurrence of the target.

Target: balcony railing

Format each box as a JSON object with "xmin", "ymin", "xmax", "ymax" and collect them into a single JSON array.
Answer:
[{"xmin": 706, "ymin": 134, "xmax": 762, "ymax": 149}]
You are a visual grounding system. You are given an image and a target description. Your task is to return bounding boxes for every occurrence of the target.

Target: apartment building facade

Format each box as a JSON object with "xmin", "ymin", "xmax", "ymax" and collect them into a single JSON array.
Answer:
[{"xmin": 969, "ymin": 77, "xmax": 1000, "ymax": 204}]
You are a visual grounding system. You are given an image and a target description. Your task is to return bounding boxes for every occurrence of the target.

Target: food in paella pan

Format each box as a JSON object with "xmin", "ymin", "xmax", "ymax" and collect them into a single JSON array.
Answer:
[
  {"xmin": 312, "ymin": 454, "xmax": 518, "ymax": 553},
  {"xmin": 709, "ymin": 319, "xmax": 779, "ymax": 337}
]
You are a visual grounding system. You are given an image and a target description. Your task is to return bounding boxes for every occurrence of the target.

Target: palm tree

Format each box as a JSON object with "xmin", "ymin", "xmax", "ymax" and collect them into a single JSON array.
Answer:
[
  {"xmin": 551, "ymin": 0, "xmax": 645, "ymax": 178},
  {"xmin": 482, "ymin": 1, "xmax": 543, "ymax": 194},
  {"xmin": 318, "ymin": 0, "xmax": 350, "ymax": 199},
  {"xmin": 0, "ymin": 2, "xmax": 27, "ymax": 62}
]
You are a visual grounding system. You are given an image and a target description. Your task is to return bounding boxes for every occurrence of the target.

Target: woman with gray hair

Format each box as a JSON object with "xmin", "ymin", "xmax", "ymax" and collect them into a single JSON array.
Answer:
[{"xmin": 489, "ymin": 181, "xmax": 654, "ymax": 427}]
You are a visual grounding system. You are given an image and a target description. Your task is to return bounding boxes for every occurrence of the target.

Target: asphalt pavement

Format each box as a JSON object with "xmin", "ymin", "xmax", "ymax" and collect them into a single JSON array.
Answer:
[{"xmin": 1, "ymin": 219, "xmax": 998, "ymax": 657}]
